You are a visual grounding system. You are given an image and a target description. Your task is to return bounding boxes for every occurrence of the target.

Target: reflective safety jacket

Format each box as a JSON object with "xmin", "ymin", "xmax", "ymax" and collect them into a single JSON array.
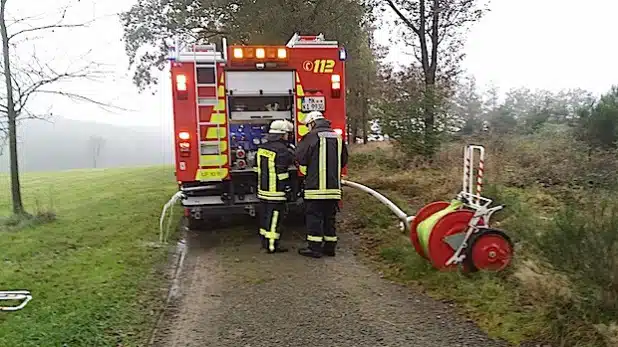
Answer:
[
  {"xmin": 256, "ymin": 137, "xmax": 295, "ymax": 202},
  {"xmin": 295, "ymin": 119, "xmax": 348, "ymax": 200}
]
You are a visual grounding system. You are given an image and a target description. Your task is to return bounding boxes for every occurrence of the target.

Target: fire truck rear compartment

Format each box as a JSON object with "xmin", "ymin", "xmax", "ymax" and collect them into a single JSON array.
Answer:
[{"xmin": 181, "ymin": 170, "xmax": 303, "ymax": 219}]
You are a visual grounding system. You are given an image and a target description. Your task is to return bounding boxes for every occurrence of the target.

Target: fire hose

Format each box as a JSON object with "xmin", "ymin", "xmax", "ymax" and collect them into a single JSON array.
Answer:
[
  {"xmin": 341, "ymin": 179, "xmax": 415, "ymax": 232},
  {"xmin": 0, "ymin": 291, "xmax": 32, "ymax": 312}
]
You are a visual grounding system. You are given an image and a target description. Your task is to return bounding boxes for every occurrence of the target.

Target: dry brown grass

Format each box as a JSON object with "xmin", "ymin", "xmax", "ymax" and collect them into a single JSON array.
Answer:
[{"xmin": 345, "ymin": 134, "xmax": 618, "ymax": 346}]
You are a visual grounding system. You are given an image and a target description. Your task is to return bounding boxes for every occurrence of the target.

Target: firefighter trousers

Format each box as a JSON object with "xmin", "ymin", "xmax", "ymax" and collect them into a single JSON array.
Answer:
[
  {"xmin": 305, "ymin": 200, "xmax": 339, "ymax": 253},
  {"xmin": 259, "ymin": 202, "xmax": 284, "ymax": 252}
]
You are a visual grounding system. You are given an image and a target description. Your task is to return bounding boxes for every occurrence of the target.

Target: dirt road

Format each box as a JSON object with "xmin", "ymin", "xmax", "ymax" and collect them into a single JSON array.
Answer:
[{"xmin": 151, "ymin": 217, "xmax": 509, "ymax": 347}]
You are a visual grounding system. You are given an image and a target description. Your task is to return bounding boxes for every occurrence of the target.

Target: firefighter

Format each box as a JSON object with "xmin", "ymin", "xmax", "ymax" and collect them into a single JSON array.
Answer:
[
  {"xmin": 257, "ymin": 119, "xmax": 295, "ymax": 253},
  {"xmin": 295, "ymin": 111, "xmax": 348, "ymax": 258}
]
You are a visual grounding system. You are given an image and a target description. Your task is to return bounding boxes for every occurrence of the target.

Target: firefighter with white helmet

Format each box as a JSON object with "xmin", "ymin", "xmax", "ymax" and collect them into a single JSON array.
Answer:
[
  {"xmin": 256, "ymin": 119, "xmax": 295, "ymax": 253},
  {"xmin": 295, "ymin": 111, "xmax": 349, "ymax": 258}
]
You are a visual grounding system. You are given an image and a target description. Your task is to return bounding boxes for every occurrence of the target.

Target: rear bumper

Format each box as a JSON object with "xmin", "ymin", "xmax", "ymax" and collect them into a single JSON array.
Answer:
[{"xmin": 181, "ymin": 194, "xmax": 305, "ymax": 218}]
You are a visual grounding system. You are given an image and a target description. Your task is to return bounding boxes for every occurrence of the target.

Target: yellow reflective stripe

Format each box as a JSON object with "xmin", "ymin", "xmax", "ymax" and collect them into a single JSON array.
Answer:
[
  {"xmin": 206, "ymin": 127, "xmax": 226, "ymax": 139},
  {"xmin": 324, "ymin": 236, "xmax": 337, "ymax": 242},
  {"xmin": 268, "ymin": 210, "xmax": 280, "ymax": 251},
  {"xmin": 269, "ymin": 159, "xmax": 276, "ymax": 192},
  {"xmin": 257, "ymin": 148, "xmax": 276, "ymax": 159},
  {"xmin": 307, "ymin": 235, "xmax": 323, "ymax": 242},
  {"xmin": 319, "ymin": 136, "xmax": 326, "ymax": 190},
  {"xmin": 200, "ymin": 154, "xmax": 228, "ymax": 166},
  {"xmin": 304, "ymin": 195, "xmax": 341, "ymax": 200},
  {"xmin": 277, "ymin": 172, "xmax": 289, "ymax": 180},
  {"xmin": 258, "ymin": 190, "xmax": 286, "ymax": 197},
  {"xmin": 305, "ymin": 189, "xmax": 341, "ymax": 195},
  {"xmin": 304, "ymin": 188, "xmax": 342, "ymax": 200},
  {"xmin": 299, "ymin": 165, "xmax": 307, "ymax": 175},
  {"xmin": 257, "ymin": 148, "xmax": 278, "ymax": 193},
  {"xmin": 213, "ymin": 99, "xmax": 225, "ymax": 111},
  {"xmin": 337, "ymin": 136, "xmax": 342, "ymax": 186},
  {"xmin": 258, "ymin": 196, "xmax": 287, "ymax": 201},
  {"xmin": 217, "ymin": 85, "xmax": 225, "ymax": 97},
  {"xmin": 299, "ymin": 125, "xmax": 309, "ymax": 136}
]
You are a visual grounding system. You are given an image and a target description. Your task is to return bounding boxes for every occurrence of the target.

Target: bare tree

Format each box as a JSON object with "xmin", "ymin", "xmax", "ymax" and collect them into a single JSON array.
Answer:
[
  {"xmin": 0, "ymin": 0, "xmax": 120, "ymax": 216},
  {"xmin": 383, "ymin": 0, "xmax": 489, "ymax": 156},
  {"xmin": 88, "ymin": 135, "xmax": 105, "ymax": 168}
]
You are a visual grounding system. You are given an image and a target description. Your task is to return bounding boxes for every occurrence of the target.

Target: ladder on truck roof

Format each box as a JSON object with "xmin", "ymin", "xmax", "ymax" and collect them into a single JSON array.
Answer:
[
  {"xmin": 169, "ymin": 40, "xmax": 228, "ymax": 176},
  {"xmin": 286, "ymin": 33, "xmax": 339, "ymax": 48}
]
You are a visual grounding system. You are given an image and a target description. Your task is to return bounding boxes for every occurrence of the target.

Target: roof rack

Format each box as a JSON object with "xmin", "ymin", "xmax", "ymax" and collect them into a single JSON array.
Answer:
[
  {"xmin": 286, "ymin": 33, "xmax": 339, "ymax": 48},
  {"xmin": 167, "ymin": 39, "xmax": 226, "ymax": 63}
]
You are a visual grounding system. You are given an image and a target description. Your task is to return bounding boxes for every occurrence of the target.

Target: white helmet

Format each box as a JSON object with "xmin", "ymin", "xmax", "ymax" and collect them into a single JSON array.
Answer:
[
  {"xmin": 302, "ymin": 111, "xmax": 324, "ymax": 125},
  {"xmin": 268, "ymin": 119, "xmax": 292, "ymax": 134},
  {"xmin": 284, "ymin": 120, "xmax": 294, "ymax": 132}
]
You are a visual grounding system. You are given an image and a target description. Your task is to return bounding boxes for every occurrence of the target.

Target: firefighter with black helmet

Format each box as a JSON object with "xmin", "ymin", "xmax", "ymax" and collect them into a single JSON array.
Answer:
[
  {"xmin": 257, "ymin": 119, "xmax": 295, "ymax": 253},
  {"xmin": 295, "ymin": 111, "xmax": 349, "ymax": 258}
]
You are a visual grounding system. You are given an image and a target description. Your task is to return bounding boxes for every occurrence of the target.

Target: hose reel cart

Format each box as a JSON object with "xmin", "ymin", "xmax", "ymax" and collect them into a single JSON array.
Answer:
[
  {"xmin": 342, "ymin": 144, "xmax": 514, "ymax": 272},
  {"xmin": 409, "ymin": 145, "xmax": 514, "ymax": 271}
]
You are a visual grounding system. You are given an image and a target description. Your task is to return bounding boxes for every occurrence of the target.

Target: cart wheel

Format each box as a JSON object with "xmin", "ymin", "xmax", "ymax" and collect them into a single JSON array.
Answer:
[
  {"xmin": 464, "ymin": 229, "xmax": 514, "ymax": 272},
  {"xmin": 427, "ymin": 210, "xmax": 475, "ymax": 270},
  {"xmin": 410, "ymin": 201, "xmax": 450, "ymax": 259}
]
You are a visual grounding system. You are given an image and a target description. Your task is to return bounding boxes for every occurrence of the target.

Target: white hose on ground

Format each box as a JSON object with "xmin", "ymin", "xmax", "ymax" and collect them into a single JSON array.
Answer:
[
  {"xmin": 159, "ymin": 191, "xmax": 184, "ymax": 243},
  {"xmin": 341, "ymin": 179, "xmax": 415, "ymax": 232},
  {"xmin": 0, "ymin": 291, "xmax": 32, "ymax": 311}
]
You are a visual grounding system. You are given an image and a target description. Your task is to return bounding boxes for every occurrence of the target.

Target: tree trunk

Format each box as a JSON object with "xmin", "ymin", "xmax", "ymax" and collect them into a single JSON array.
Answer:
[
  {"xmin": 350, "ymin": 113, "xmax": 359, "ymax": 145},
  {"xmin": 422, "ymin": 83, "xmax": 437, "ymax": 158},
  {"xmin": 361, "ymin": 96, "xmax": 368, "ymax": 144},
  {"xmin": 0, "ymin": 0, "xmax": 26, "ymax": 215}
]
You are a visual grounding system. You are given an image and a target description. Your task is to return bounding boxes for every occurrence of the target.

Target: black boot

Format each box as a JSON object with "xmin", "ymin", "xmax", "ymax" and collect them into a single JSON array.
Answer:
[
  {"xmin": 298, "ymin": 247, "xmax": 322, "ymax": 258},
  {"xmin": 322, "ymin": 249, "xmax": 335, "ymax": 257},
  {"xmin": 323, "ymin": 242, "xmax": 336, "ymax": 257}
]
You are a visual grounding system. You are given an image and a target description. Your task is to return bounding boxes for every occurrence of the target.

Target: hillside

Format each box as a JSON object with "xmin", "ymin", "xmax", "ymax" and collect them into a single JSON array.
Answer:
[{"xmin": 0, "ymin": 117, "xmax": 174, "ymax": 173}]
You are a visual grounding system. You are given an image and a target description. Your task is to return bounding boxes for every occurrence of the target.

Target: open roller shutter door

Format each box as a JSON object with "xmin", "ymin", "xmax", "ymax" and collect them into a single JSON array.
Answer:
[{"xmin": 226, "ymin": 71, "xmax": 295, "ymax": 95}]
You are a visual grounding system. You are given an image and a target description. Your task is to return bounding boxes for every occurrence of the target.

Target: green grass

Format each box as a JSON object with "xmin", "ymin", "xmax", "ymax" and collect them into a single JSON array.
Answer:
[
  {"xmin": 0, "ymin": 166, "xmax": 180, "ymax": 347},
  {"xmin": 342, "ymin": 188, "xmax": 550, "ymax": 344}
]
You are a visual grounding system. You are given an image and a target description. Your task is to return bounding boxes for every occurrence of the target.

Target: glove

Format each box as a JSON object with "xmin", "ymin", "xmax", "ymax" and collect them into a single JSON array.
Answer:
[{"xmin": 284, "ymin": 185, "xmax": 293, "ymax": 201}]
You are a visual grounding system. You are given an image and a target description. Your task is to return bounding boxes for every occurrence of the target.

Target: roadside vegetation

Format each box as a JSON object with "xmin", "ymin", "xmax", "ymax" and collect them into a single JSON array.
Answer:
[
  {"xmin": 344, "ymin": 85, "xmax": 618, "ymax": 347},
  {"xmin": 0, "ymin": 166, "xmax": 179, "ymax": 347}
]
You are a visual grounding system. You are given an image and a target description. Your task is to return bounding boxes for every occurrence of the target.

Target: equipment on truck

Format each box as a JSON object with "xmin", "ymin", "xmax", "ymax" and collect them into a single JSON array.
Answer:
[
  {"xmin": 342, "ymin": 145, "xmax": 514, "ymax": 272},
  {"xmin": 0, "ymin": 290, "xmax": 32, "ymax": 312},
  {"xmin": 167, "ymin": 33, "xmax": 347, "ymax": 226}
]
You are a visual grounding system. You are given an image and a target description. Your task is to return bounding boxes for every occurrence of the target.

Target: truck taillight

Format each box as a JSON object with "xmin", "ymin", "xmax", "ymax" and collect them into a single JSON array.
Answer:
[
  {"xmin": 179, "ymin": 141, "xmax": 191, "ymax": 157},
  {"xmin": 176, "ymin": 74, "xmax": 188, "ymax": 100},
  {"xmin": 331, "ymin": 74, "xmax": 341, "ymax": 98},
  {"xmin": 334, "ymin": 128, "xmax": 343, "ymax": 135},
  {"xmin": 178, "ymin": 131, "xmax": 190, "ymax": 140}
]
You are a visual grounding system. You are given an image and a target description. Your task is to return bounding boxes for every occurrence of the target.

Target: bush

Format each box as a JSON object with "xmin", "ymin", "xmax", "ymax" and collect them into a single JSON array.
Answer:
[{"xmin": 535, "ymin": 197, "xmax": 618, "ymax": 322}]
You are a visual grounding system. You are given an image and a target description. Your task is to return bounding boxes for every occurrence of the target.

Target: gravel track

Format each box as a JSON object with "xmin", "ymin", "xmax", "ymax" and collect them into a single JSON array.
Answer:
[{"xmin": 151, "ymin": 217, "xmax": 510, "ymax": 347}]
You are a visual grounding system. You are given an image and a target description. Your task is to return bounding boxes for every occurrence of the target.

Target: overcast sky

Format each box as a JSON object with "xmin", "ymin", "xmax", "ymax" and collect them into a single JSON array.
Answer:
[{"xmin": 7, "ymin": 0, "xmax": 618, "ymax": 129}]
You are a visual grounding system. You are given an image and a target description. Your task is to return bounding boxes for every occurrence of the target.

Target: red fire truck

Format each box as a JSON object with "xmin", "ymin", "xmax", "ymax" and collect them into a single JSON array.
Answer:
[{"xmin": 168, "ymin": 33, "xmax": 347, "ymax": 226}]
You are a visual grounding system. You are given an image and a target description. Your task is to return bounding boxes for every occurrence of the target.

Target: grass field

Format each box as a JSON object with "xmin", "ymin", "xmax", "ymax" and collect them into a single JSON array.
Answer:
[{"xmin": 0, "ymin": 166, "xmax": 179, "ymax": 347}]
